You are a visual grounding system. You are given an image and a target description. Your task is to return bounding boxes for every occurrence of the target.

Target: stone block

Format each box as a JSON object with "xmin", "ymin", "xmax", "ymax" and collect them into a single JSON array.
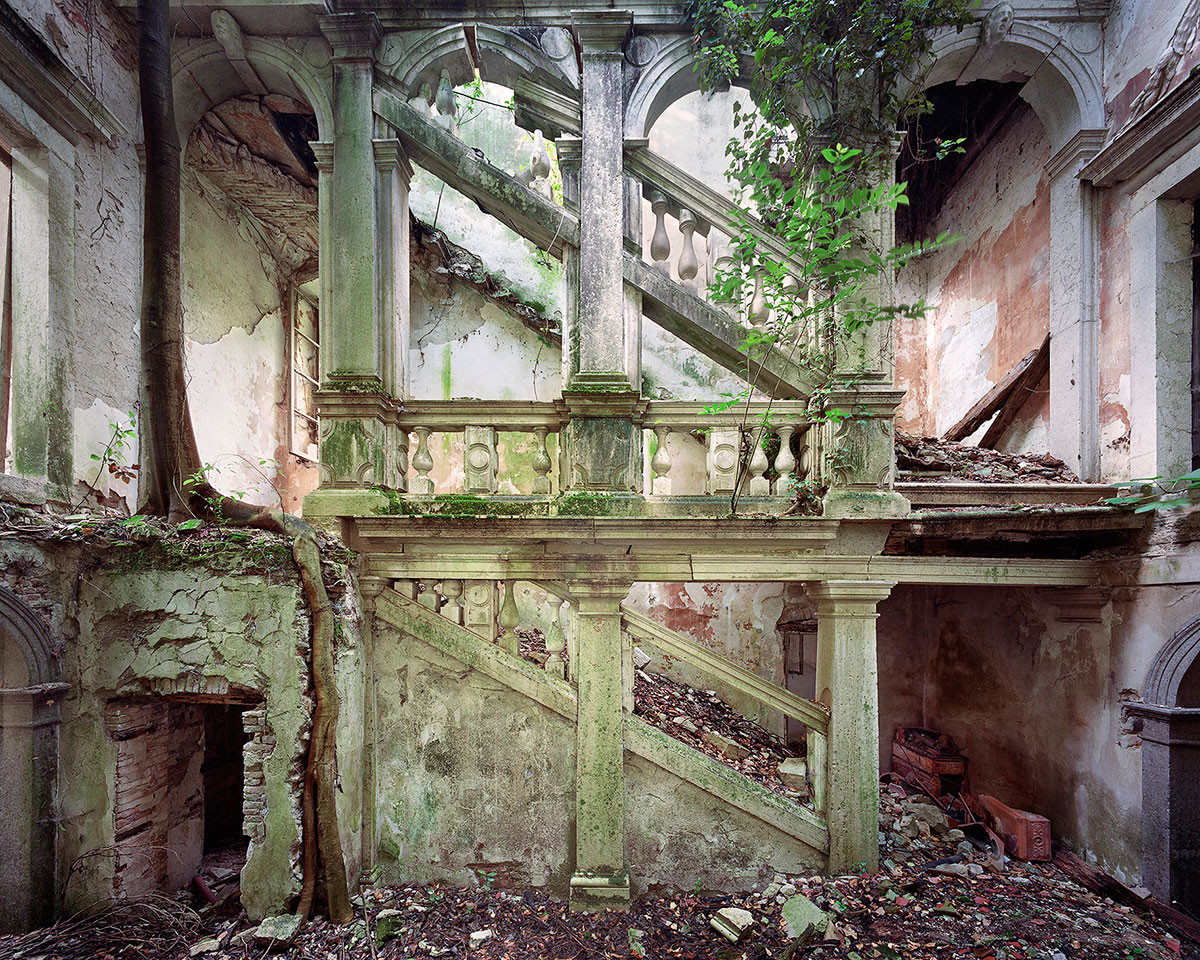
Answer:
[
  {"xmin": 374, "ymin": 908, "xmax": 405, "ymax": 944},
  {"xmin": 777, "ymin": 758, "xmax": 808, "ymax": 791},
  {"xmin": 782, "ymin": 893, "xmax": 828, "ymax": 942},
  {"xmin": 702, "ymin": 728, "xmax": 750, "ymax": 760},
  {"xmin": 254, "ymin": 914, "xmax": 303, "ymax": 947},
  {"xmin": 710, "ymin": 906, "xmax": 754, "ymax": 942}
]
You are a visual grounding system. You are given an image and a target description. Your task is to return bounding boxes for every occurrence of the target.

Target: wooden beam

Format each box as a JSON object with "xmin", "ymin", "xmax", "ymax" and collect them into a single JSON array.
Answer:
[
  {"xmin": 980, "ymin": 336, "xmax": 1051, "ymax": 448},
  {"xmin": 943, "ymin": 334, "xmax": 1050, "ymax": 443}
]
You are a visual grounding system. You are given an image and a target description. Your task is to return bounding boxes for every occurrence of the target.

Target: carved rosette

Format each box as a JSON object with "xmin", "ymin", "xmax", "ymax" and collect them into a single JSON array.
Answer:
[
  {"xmin": 706, "ymin": 430, "xmax": 740, "ymax": 495},
  {"xmin": 463, "ymin": 425, "xmax": 498, "ymax": 495}
]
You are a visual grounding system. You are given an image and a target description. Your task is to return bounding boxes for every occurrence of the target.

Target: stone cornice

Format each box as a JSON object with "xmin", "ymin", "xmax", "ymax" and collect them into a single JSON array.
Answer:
[
  {"xmin": 572, "ymin": 10, "xmax": 633, "ymax": 52},
  {"xmin": 1045, "ymin": 128, "xmax": 1107, "ymax": 182},
  {"xmin": 373, "ymin": 138, "xmax": 413, "ymax": 183},
  {"xmin": 318, "ymin": 12, "xmax": 381, "ymax": 62},
  {"xmin": 1080, "ymin": 71, "xmax": 1200, "ymax": 187},
  {"xmin": 0, "ymin": 0, "xmax": 126, "ymax": 147}
]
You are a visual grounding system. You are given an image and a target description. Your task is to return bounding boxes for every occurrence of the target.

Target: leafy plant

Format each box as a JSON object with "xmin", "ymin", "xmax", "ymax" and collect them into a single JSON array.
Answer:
[{"xmin": 1105, "ymin": 470, "xmax": 1200, "ymax": 512}]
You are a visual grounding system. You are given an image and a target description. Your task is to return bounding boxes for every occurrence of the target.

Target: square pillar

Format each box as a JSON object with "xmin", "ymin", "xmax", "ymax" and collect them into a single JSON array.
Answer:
[
  {"xmin": 809, "ymin": 580, "xmax": 894, "ymax": 873},
  {"xmin": 571, "ymin": 11, "xmax": 633, "ymax": 390},
  {"xmin": 373, "ymin": 139, "xmax": 412, "ymax": 401},
  {"xmin": 820, "ymin": 388, "xmax": 909, "ymax": 518},
  {"xmin": 570, "ymin": 580, "xmax": 632, "ymax": 911},
  {"xmin": 318, "ymin": 13, "xmax": 382, "ymax": 381},
  {"xmin": 1047, "ymin": 134, "xmax": 1105, "ymax": 482}
]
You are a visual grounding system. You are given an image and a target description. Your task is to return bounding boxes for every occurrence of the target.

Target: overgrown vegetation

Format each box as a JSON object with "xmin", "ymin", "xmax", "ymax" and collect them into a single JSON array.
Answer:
[{"xmin": 689, "ymin": 0, "xmax": 974, "ymax": 505}]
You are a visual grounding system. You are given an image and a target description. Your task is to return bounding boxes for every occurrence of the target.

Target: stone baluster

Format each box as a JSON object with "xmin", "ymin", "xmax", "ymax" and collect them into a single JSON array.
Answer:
[
  {"xmin": 441, "ymin": 579, "xmax": 464, "ymax": 625},
  {"xmin": 650, "ymin": 425, "xmax": 672, "ymax": 495},
  {"xmin": 532, "ymin": 426, "xmax": 552, "ymax": 494},
  {"xmin": 464, "ymin": 425, "xmax": 498, "ymax": 495},
  {"xmin": 433, "ymin": 68, "xmax": 457, "ymax": 135},
  {"xmin": 706, "ymin": 429, "xmax": 740, "ymax": 496},
  {"xmin": 648, "ymin": 192, "xmax": 671, "ymax": 264},
  {"xmin": 747, "ymin": 427, "xmax": 771, "ymax": 495},
  {"xmin": 545, "ymin": 597, "xmax": 568, "ymax": 679},
  {"xmin": 677, "ymin": 208, "xmax": 698, "ymax": 284},
  {"xmin": 498, "ymin": 579, "xmax": 520, "ymax": 654},
  {"xmin": 798, "ymin": 427, "xmax": 813, "ymax": 481},
  {"xmin": 411, "ymin": 427, "xmax": 434, "ymax": 493},
  {"xmin": 774, "ymin": 424, "xmax": 796, "ymax": 493},
  {"xmin": 749, "ymin": 265, "xmax": 769, "ymax": 328},
  {"xmin": 417, "ymin": 579, "xmax": 441, "ymax": 612}
]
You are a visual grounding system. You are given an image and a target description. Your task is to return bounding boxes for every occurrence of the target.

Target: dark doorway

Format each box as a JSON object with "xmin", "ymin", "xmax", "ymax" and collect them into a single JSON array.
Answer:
[{"xmin": 203, "ymin": 704, "xmax": 248, "ymax": 851}]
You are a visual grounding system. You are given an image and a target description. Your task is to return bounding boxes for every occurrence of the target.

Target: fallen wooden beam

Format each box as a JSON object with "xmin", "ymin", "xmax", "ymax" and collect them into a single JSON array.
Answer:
[
  {"xmin": 980, "ymin": 336, "xmax": 1051, "ymax": 448},
  {"xmin": 943, "ymin": 334, "xmax": 1050, "ymax": 443},
  {"xmin": 1054, "ymin": 847, "xmax": 1200, "ymax": 945}
]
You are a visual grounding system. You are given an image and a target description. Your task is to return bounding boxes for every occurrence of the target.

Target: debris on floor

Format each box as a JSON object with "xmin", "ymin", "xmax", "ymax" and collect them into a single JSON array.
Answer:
[{"xmin": 896, "ymin": 432, "xmax": 1082, "ymax": 484}]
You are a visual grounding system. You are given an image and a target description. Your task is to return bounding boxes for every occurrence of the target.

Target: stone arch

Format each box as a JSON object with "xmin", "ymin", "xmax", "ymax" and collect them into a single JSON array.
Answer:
[
  {"xmin": 0, "ymin": 585, "xmax": 56, "ymax": 686},
  {"xmin": 624, "ymin": 34, "xmax": 753, "ymax": 138},
  {"xmin": 1145, "ymin": 616, "xmax": 1200, "ymax": 707},
  {"xmin": 1137, "ymin": 616, "xmax": 1200, "ymax": 914},
  {"xmin": 383, "ymin": 25, "xmax": 578, "ymax": 98},
  {"xmin": 0, "ymin": 586, "xmax": 62, "ymax": 934},
  {"xmin": 172, "ymin": 36, "xmax": 333, "ymax": 143},
  {"xmin": 920, "ymin": 20, "xmax": 1104, "ymax": 150}
]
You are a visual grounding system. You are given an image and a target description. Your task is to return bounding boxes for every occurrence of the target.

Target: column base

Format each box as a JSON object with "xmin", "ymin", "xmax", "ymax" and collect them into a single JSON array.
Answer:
[
  {"xmin": 822, "ymin": 489, "xmax": 910, "ymax": 519},
  {"xmin": 569, "ymin": 871, "xmax": 631, "ymax": 912}
]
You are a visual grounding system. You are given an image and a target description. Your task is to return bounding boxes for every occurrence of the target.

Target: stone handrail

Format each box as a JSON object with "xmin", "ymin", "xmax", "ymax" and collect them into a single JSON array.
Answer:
[{"xmin": 620, "ymin": 604, "xmax": 829, "ymax": 812}]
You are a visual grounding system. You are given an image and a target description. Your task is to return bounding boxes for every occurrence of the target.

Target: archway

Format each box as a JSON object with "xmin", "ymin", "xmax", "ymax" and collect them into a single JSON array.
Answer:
[
  {"xmin": 1137, "ymin": 617, "xmax": 1200, "ymax": 914},
  {"xmin": 0, "ymin": 586, "xmax": 63, "ymax": 933}
]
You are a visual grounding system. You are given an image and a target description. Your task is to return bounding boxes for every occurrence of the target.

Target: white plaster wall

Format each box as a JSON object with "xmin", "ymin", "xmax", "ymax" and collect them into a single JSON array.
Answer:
[
  {"xmin": 1104, "ymin": 0, "xmax": 1199, "ymax": 131},
  {"xmin": 181, "ymin": 179, "xmax": 289, "ymax": 506}
]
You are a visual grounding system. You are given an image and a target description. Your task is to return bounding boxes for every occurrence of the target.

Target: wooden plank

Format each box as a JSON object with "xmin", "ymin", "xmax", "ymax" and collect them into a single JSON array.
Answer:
[
  {"xmin": 980, "ymin": 336, "xmax": 1051, "ymax": 448},
  {"xmin": 621, "ymin": 605, "xmax": 830, "ymax": 735},
  {"xmin": 944, "ymin": 334, "xmax": 1049, "ymax": 442}
]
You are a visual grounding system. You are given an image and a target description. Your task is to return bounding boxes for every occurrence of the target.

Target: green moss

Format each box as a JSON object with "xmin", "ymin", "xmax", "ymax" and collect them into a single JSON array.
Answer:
[
  {"xmin": 321, "ymin": 375, "xmax": 393, "ymax": 397},
  {"xmin": 554, "ymin": 492, "xmax": 616, "ymax": 516},
  {"xmin": 375, "ymin": 492, "xmax": 547, "ymax": 518}
]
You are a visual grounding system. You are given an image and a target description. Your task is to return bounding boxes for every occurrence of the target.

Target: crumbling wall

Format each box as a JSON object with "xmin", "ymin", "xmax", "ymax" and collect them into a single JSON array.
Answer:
[
  {"xmin": 1105, "ymin": 0, "xmax": 1200, "ymax": 134},
  {"xmin": 895, "ymin": 103, "xmax": 1052, "ymax": 450},
  {"xmin": 0, "ymin": 531, "xmax": 364, "ymax": 922},
  {"xmin": 1096, "ymin": 190, "xmax": 1133, "ymax": 481}
]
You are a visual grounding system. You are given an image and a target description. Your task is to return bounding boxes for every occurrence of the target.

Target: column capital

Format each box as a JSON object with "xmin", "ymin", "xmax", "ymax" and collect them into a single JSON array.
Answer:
[
  {"xmin": 318, "ymin": 12, "xmax": 381, "ymax": 62},
  {"xmin": 809, "ymin": 580, "xmax": 895, "ymax": 614},
  {"xmin": 373, "ymin": 139, "xmax": 413, "ymax": 185},
  {"xmin": 358, "ymin": 576, "xmax": 390, "ymax": 599},
  {"xmin": 1047, "ymin": 128, "xmax": 1107, "ymax": 182},
  {"xmin": 309, "ymin": 140, "xmax": 333, "ymax": 174},
  {"xmin": 555, "ymin": 136, "xmax": 582, "ymax": 170},
  {"xmin": 569, "ymin": 580, "xmax": 633, "ymax": 610},
  {"xmin": 572, "ymin": 11, "xmax": 632, "ymax": 52}
]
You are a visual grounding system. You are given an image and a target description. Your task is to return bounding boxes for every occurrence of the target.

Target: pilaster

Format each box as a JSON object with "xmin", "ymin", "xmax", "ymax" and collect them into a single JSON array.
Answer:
[
  {"xmin": 820, "ymin": 388, "xmax": 909, "ymax": 518},
  {"xmin": 319, "ymin": 12, "xmax": 383, "ymax": 379},
  {"xmin": 809, "ymin": 580, "xmax": 894, "ymax": 874},
  {"xmin": 571, "ymin": 11, "xmax": 634, "ymax": 390},
  {"xmin": 560, "ymin": 389, "xmax": 643, "ymax": 492},
  {"xmin": 570, "ymin": 579, "xmax": 632, "ymax": 911},
  {"xmin": 373, "ymin": 139, "xmax": 413, "ymax": 401},
  {"xmin": 315, "ymin": 387, "xmax": 405, "ymax": 490},
  {"xmin": 357, "ymin": 575, "xmax": 389, "ymax": 879}
]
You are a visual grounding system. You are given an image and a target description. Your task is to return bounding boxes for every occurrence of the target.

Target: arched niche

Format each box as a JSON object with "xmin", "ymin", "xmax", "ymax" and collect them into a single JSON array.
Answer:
[
  {"xmin": 0, "ymin": 586, "xmax": 63, "ymax": 934},
  {"xmin": 1135, "ymin": 617, "xmax": 1200, "ymax": 915},
  {"xmin": 383, "ymin": 25, "xmax": 578, "ymax": 99},
  {"xmin": 172, "ymin": 37, "xmax": 334, "ymax": 145},
  {"xmin": 920, "ymin": 20, "xmax": 1104, "ymax": 151}
]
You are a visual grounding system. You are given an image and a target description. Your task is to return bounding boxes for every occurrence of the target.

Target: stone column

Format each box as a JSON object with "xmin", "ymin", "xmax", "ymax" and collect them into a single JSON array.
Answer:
[
  {"xmin": 319, "ymin": 13, "xmax": 382, "ymax": 380},
  {"xmin": 357, "ymin": 575, "xmax": 388, "ymax": 881},
  {"xmin": 809, "ymin": 580, "xmax": 894, "ymax": 873},
  {"xmin": 571, "ymin": 11, "xmax": 633, "ymax": 388},
  {"xmin": 570, "ymin": 580, "xmax": 631, "ymax": 911},
  {"xmin": 556, "ymin": 138, "xmax": 582, "ymax": 391},
  {"xmin": 373, "ymin": 139, "xmax": 413, "ymax": 401},
  {"xmin": 1047, "ymin": 134, "xmax": 1105, "ymax": 482}
]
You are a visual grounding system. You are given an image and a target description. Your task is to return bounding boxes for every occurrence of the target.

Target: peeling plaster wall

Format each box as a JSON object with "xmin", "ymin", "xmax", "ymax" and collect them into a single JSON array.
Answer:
[
  {"xmin": 1097, "ymin": 191, "xmax": 1133, "ymax": 480},
  {"xmin": 1105, "ymin": 0, "xmax": 1200, "ymax": 134},
  {"xmin": 181, "ymin": 175, "xmax": 307, "ymax": 506},
  {"xmin": 896, "ymin": 104, "xmax": 1052, "ymax": 450},
  {"xmin": 0, "ymin": 535, "xmax": 363, "ymax": 922},
  {"xmin": 373, "ymin": 618, "xmax": 823, "ymax": 895}
]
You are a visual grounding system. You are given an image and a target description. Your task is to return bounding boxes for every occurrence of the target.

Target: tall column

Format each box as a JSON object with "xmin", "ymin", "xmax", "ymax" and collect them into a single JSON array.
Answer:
[
  {"xmin": 319, "ymin": 13, "xmax": 382, "ymax": 380},
  {"xmin": 809, "ymin": 580, "xmax": 894, "ymax": 873},
  {"xmin": 1047, "ymin": 133, "xmax": 1105, "ymax": 482},
  {"xmin": 558, "ymin": 13, "xmax": 642, "ymax": 495},
  {"xmin": 570, "ymin": 580, "xmax": 631, "ymax": 911},
  {"xmin": 374, "ymin": 138, "xmax": 412, "ymax": 401}
]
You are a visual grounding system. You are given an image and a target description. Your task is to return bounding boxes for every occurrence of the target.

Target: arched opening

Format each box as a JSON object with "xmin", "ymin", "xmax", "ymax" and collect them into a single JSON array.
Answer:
[
  {"xmin": 0, "ymin": 587, "xmax": 62, "ymax": 933},
  {"xmin": 180, "ymin": 88, "xmax": 321, "ymax": 513},
  {"xmin": 895, "ymin": 78, "xmax": 1052, "ymax": 453},
  {"xmin": 1137, "ymin": 618, "xmax": 1200, "ymax": 916}
]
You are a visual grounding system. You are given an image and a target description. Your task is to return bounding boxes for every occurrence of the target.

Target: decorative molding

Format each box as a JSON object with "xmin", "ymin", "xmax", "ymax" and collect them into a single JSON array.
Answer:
[
  {"xmin": 0, "ymin": 0, "xmax": 126, "ymax": 146},
  {"xmin": 373, "ymin": 138, "xmax": 413, "ymax": 184},
  {"xmin": 1045, "ymin": 127, "xmax": 1107, "ymax": 181},
  {"xmin": 572, "ymin": 10, "xmax": 633, "ymax": 51},
  {"xmin": 1144, "ymin": 617, "xmax": 1200, "ymax": 708},
  {"xmin": 1080, "ymin": 71, "xmax": 1200, "ymax": 187},
  {"xmin": 1035, "ymin": 586, "xmax": 1108, "ymax": 622},
  {"xmin": 318, "ymin": 12, "xmax": 381, "ymax": 62}
]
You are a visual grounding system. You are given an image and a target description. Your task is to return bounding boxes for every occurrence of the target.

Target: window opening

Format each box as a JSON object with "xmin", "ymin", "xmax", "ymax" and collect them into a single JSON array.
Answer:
[{"xmin": 289, "ymin": 279, "xmax": 319, "ymax": 461}]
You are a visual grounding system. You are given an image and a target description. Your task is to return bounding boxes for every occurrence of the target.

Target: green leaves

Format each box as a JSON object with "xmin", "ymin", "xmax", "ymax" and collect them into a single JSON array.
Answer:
[{"xmin": 1103, "ymin": 469, "xmax": 1200, "ymax": 513}]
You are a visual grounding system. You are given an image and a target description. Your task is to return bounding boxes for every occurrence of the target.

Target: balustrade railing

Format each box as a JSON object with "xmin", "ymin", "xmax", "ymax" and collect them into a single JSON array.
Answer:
[
  {"xmin": 642, "ymin": 400, "xmax": 815, "ymax": 497},
  {"xmin": 398, "ymin": 401, "xmax": 563, "ymax": 496}
]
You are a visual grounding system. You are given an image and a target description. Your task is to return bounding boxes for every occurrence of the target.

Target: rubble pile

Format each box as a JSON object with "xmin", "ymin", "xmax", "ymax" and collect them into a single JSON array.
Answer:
[{"xmin": 896, "ymin": 432, "xmax": 1082, "ymax": 484}]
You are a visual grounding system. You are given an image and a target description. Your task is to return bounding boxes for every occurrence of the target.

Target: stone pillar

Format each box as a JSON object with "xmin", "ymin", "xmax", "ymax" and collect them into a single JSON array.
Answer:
[
  {"xmin": 319, "ymin": 13, "xmax": 382, "ymax": 378},
  {"xmin": 809, "ymin": 580, "xmax": 894, "ymax": 873},
  {"xmin": 820, "ymin": 388, "xmax": 908, "ymax": 518},
  {"xmin": 357, "ymin": 575, "xmax": 388, "ymax": 880},
  {"xmin": 556, "ymin": 138, "xmax": 582, "ymax": 391},
  {"xmin": 373, "ymin": 139, "xmax": 413, "ymax": 401},
  {"xmin": 1047, "ymin": 135, "xmax": 1105, "ymax": 482},
  {"xmin": 1129, "ymin": 197, "xmax": 1194, "ymax": 480},
  {"xmin": 570, "ymin": 580, "xmax": 631, "ymax": 911},
  {"xmin": 571, "ymin": 11, "xmax": 633, "ymax": 389}
]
